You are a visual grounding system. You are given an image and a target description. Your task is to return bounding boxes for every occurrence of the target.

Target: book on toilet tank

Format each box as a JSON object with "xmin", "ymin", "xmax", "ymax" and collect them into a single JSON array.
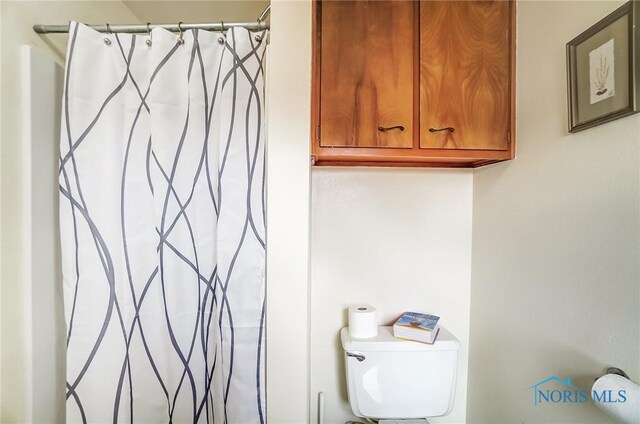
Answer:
[{"xmin": 392, "ymin": 311, "xmax": 440, "ymax": 344}]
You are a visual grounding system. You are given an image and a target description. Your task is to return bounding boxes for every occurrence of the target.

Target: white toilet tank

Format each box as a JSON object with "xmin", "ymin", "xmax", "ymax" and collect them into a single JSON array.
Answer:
[{"xmin": 341, "ymin": 326, "xmax": 459, "ymax": 420}]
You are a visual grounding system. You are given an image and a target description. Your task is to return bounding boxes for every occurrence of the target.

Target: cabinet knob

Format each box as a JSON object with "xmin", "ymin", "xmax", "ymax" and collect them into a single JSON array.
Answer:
[
  {"xmin": 429, "ymin": 127, "xmax": 455, "ymax": 133},
  {"xmin": 378, "ymin": 125, "xmax": 405, "ymax": 132}
]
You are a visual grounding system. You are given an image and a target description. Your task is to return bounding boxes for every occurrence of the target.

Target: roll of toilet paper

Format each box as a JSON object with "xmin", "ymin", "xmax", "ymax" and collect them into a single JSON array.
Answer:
[
  {"xmin": 592, "ymin": 374, "xmax": 640, "ymax": 423},
  {"xmin": 348, "ymin": 305, "xmax": 378, "ymax": 338}
]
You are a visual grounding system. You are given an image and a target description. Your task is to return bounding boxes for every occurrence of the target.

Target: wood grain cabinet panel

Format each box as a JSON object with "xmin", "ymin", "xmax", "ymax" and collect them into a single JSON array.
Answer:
[
  {"xmin": 311, "ymin": 0, "xmax": 516, "ymax": 167},
  {"xmin": 420, "ymin": 1, "xmax": 511, "ymax": 151},
  {"xmin": 320, "ymin": 1, "xmax": 415, "ymax": 148}
]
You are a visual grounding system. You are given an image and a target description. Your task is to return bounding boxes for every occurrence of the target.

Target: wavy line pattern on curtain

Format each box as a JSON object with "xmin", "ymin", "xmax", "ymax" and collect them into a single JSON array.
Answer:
[{"xmin": 59, "ymin": 22, "xmax": 267, "ymax": 424}]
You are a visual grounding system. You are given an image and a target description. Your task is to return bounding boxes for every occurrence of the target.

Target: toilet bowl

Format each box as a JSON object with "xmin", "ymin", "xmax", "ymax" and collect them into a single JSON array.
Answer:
[{"xmin": 341, "ymin": 325, "xmax": 459, "ymax": 421}]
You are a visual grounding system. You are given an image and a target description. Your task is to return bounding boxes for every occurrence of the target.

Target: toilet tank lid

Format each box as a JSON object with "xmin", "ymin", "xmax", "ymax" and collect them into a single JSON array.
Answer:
[{"xmin": 341, "ymin": 326, "xmax": 460, "ymax": 352}]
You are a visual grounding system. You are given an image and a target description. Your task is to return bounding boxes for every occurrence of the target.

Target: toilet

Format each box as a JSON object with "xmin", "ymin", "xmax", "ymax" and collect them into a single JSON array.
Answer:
[{"xmin": 341, "ymin": 325, "xmax": 460, "ymax": 422}]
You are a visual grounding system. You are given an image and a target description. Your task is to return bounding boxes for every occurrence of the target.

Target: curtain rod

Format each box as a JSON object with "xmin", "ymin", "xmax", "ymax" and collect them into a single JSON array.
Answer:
[
  {"xmin": 34, "ymin": 3, "xmax": 270, "ymax": 34},
  {"xmin": 33, "ymin": 21, "xmax": 269, "ymax": 34}
]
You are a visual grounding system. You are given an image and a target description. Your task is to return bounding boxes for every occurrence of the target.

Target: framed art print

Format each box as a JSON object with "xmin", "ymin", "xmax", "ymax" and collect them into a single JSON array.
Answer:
[{"xmin": 567, "ymin": 0, "xmax": 639, "ymax": 133}]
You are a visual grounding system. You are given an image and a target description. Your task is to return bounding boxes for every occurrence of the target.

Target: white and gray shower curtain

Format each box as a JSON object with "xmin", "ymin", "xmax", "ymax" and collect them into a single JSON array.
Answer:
[{"xmin": 59, "ymin": 22, "xmax": 266, "ymax": 423}]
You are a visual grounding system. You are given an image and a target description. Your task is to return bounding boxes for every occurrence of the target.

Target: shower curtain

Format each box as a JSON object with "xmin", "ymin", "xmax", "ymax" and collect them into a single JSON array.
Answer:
[{"xmin": 59, "ymin": 22, "xmax": 266, "ymax": 423}]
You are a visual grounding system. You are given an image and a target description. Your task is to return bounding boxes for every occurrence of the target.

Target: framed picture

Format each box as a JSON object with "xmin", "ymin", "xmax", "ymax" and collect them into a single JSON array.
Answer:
[{"xmin": 566, "ymin": 0, "xmax": 639, "ymax": 133}]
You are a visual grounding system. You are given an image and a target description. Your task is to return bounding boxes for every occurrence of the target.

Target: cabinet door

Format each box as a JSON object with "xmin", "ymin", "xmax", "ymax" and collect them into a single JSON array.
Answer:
[
  {"xmin": 320, "ymin": 1, "xmax": 415, "ymax": 148},
  {"xmin": 420, "ymin": 1, "xmax": 511, "ymax": 150}
]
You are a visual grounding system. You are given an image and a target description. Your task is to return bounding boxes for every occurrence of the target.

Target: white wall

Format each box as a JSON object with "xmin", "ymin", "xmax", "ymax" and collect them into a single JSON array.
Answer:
[
  {"xmin": 21, "ymin": 45, "xmax": 65, "ymax": 424},
  {"xmin": 123, "ymin": 0, "xmax": 269, "ymax": 24},
  {"xmin": 310, "ymin": 168, "xmax": 473, "ymax": 423},
  {"xmin": 468, "ymin": 1, "xmax": 640, "ymax": 423},
  {"xmin": 265, "ymin": 1, "xmax": 312, "ymax": 423},
  {"xmin": 0, "ymin": 3, "xmax": 141, "ymax": 422}
]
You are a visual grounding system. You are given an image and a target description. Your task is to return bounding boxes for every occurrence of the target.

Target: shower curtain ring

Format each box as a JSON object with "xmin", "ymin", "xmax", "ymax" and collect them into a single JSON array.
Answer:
[
  {"xmin": 255, "ymin": 21, "xmax": 263, "ymax": 43},
  {"xmin": 145, "ymin": 23, "xmax": 152, "ymax": 46},
  {"xmin": 103, "ymin": 23, "xmax": 112, "ymax": 46},
  {"xmin": 218, "ymin": 20, "xmax": 225, "ymax": 44},
  {"xmin": 177, "ymin": 21, "xmax": 185, "ymax": 45},
  {"xmin": 254, "ymin": 17, "xmax": 263, "ymax": 43}
]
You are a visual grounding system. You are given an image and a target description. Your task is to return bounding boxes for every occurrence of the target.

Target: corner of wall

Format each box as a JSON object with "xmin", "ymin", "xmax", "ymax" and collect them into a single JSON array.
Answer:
[{"xmin": 265, "ymin": 1, "xmax": 312, "ymax": 422}]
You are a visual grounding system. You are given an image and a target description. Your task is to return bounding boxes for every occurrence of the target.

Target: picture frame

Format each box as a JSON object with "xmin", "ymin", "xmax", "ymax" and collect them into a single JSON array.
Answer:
[{"xmin": 566, "ymin": 0, "xmax": 639, "ymax": 133}]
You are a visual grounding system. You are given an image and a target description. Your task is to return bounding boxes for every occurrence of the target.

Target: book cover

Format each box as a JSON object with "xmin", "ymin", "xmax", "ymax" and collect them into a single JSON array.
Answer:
[{"xmin": 393, "ymin": 311, "xmax": 440, "ymax": 333}]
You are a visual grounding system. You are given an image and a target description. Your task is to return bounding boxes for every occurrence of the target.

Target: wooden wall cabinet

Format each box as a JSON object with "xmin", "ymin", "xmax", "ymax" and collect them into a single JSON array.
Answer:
[{"xmin": 311, "ymin": 0, "xmax": 516, "ymax": 168}]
